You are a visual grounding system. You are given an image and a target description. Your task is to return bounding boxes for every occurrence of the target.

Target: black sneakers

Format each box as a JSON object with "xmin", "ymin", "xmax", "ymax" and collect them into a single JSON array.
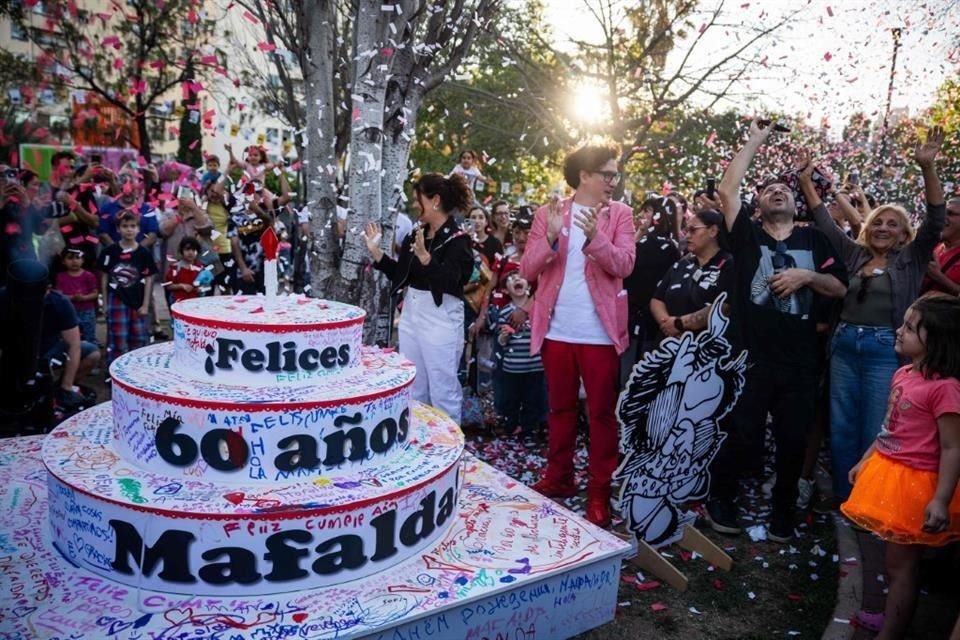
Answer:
[
  {"xmin": 768, "ymin": 509, "xmax": 795, "ymax": 543},
  {"xmin": 704, "ymin": 499, "xmax": 742, "ymax": 535}
]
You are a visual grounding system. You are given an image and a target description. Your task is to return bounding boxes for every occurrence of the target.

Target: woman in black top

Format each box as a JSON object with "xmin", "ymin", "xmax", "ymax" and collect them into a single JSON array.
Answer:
[
  {"xmin": 365, "ymin": 173, "xmax": 474, "ymax": 424},
  {"xmin": 650, "ymin": 209, "xmax": 735, "ymax": 339}
]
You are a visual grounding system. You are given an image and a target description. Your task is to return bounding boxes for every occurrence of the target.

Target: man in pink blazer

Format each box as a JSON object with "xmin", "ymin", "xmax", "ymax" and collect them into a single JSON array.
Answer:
[{"xmin": 521, "ymin": 144, "xmax": 636, "ymax": 527}]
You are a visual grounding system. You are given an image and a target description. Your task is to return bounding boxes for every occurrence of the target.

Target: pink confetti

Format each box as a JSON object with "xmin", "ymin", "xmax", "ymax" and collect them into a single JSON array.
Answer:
[
  {"xmin": 650, "ymin": 603, "xmax": 667, "ymax": 612},
  {"xmin": 823, "ymin": 51, "xmax": 832, "ymax": 62}
]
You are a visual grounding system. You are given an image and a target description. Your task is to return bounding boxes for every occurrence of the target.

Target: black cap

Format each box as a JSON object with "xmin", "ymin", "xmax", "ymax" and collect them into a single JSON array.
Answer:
[{"xmin": 512, "ymin": 205, "xmax": 534, "ymax": 229}]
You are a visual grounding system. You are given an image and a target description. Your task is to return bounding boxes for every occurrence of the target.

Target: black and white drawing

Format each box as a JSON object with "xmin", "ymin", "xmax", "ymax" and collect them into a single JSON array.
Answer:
[{"xmin": 615, "ymin": 294, "xmax": 747, "ymax": 547}]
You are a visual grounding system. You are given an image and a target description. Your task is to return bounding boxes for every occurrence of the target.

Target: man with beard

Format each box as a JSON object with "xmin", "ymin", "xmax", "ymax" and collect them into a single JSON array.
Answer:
[{"xmin": 705, "ymin": 120, "xmax": 848, "ymax": 543}]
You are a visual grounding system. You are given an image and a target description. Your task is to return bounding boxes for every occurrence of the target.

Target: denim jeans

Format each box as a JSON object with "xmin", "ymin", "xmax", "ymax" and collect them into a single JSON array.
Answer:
[
  {"xmin": 710, "ymin": 360, "xmax": 817, "ymax": 515},
  {"xmin": 829, "ymin": 322, "xmax": 899, "ymax": 499},
  {"xmin": 76, "ymin": 308, "xmax": 97, "ymax": 345}
]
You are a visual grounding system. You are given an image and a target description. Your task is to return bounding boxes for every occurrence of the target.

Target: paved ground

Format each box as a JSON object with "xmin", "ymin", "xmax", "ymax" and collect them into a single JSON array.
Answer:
[{"xmin": 822, "ymin": 480, "xmax": 960, "ymax": 640}]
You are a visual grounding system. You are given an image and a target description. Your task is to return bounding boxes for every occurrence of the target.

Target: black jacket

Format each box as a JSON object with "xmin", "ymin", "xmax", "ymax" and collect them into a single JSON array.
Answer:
[{"xmin": 374, "ymin": 216, "xmax": 473, "ymax": 306}]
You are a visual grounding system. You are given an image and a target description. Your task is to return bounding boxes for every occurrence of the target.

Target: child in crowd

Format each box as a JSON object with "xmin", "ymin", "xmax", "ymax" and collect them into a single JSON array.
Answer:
[
  {"xmin": 492, "ymin": 269, "xmax": 546, "ymax": 438},
  {"xmin": 226, "ymin": 144, "xmax": 269, "ymax": 182},
  {"xmin": 165, "ymin": 237, "xmax": 203, "ymax": 305},
  {"xmin": 96, "ymin": 211, "xmax": 158, "ymax": 367},
  {"xmin": 201, "ymin": 154, "xmax": 221, "ymax": 187},
  {"xmin": 842, "ymin": 294, "xmax": 960, "ymax": 638},
  {"xmin": 54, "ymin": 248, "xmax": 99, "ymax": 344}
]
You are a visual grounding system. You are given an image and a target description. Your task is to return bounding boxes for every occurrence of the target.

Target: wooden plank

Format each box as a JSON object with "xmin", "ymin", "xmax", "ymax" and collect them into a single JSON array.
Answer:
[
  {"xmin": 630, "ymin": 540, "xmax": 689, "ymax": 592},
  {"xmin": 679, "ymin": 524, "xmax": 733, "ymax": 571}
]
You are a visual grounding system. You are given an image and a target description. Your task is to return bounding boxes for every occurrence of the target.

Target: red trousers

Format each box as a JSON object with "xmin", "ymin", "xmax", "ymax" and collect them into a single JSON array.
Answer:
[{"xmin": 540, "ymin": 339, "xmax": 621, "ymax": 498}]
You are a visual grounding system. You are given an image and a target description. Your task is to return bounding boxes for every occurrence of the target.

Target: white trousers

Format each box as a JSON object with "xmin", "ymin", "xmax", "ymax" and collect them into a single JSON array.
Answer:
[{"xmin": 398, "ymin": 288, "xmax": 464, "ymax": 424}]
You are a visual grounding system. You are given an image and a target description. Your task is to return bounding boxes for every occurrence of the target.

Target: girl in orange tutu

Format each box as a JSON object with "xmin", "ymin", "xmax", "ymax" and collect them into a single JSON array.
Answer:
[{"xmin": 842, "ymin": 294, "xmax": 960, "ymax": 639}]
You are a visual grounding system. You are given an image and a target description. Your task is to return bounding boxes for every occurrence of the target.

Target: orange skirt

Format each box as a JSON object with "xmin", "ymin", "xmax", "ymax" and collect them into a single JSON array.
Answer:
[{"xmin": 841, "ymin": 451, "xmax": 960, "ymax": 547}]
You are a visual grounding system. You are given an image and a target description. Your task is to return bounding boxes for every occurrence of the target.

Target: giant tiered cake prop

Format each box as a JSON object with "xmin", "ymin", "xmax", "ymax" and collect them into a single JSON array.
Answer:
[{"xmin": 0, "ymin": 296, "xmax": 630, "ymax": 639}]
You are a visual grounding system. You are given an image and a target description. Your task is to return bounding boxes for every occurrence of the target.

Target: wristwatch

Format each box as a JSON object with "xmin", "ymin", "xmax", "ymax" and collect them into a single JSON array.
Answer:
[{"xmin": 673, "ymin": 317, "xmax": 684, "ymax": 332}]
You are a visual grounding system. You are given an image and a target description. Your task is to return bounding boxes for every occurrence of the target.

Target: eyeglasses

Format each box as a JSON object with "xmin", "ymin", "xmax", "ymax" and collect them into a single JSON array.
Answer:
[
  {"xmin": 687, "ymin": 225, "xmax": 710, "ymax": 234},
  {"xmin": 771, "ymin": 240, "xmax": 788, "ymax": 271},
  {"xmin": 592, "ymin": 170, "xmax": 622, "ymax": 184}
]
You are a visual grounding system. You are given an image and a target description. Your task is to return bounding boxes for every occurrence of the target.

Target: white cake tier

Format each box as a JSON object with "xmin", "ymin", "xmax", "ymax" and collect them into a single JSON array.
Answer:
[
  {"xmin": 42, "ymin": 401, "xmax": 464, "ymax": 596},
  {"xmin": 171, "ymin": 295, "xmax": 366, "ymax": 387},
  {"xmin": 109, "ymin": 342, "xmax": 416, "ymax": 482}
]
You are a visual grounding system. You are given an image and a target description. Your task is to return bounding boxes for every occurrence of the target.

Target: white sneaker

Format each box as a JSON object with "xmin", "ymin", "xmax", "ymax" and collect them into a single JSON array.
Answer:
[{"xmin": 797, "ymin": 477, "xmax": 815, "ymax": 510}]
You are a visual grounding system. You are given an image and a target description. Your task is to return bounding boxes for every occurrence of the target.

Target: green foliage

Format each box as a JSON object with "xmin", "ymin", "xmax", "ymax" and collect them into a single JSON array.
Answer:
[
  {"xmin": 177, "ymin": 102, "xmax": 203, "ymax": 167},
  {"xmin": 0, "ymin": 116, "xmax": 57, "ymax": 165},
  {"xmin": 925, "ymin": 77, "xmax": 960, "ymax": 197},
  {"xmin": 410, "ymin": 0, "xmax": 569, "ymax": 206}
]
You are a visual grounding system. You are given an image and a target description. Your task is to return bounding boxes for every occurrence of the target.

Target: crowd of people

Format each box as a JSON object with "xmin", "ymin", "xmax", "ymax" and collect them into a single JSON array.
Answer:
[
  {"xmin": 370, "ymin": 131, "xmax": 958, "ymax": 639},
  {"xmin": 0, "ymin": 145, "xmax": 302, "ymax": 414},
  {"xmin": 1, "ymin": 122, "xmax": 959, "ymax": 638}
]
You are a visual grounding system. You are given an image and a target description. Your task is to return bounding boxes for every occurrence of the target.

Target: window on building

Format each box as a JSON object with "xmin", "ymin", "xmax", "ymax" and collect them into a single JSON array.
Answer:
[{"xmin": 10, "ymin": 22, "xmax": 28, "ymax": 41}]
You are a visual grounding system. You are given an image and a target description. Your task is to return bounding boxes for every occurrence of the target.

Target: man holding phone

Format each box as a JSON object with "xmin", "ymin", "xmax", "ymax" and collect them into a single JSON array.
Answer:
[{"xmin": 705, "ymin": 119, "xmax": 848, "ymax": 543}]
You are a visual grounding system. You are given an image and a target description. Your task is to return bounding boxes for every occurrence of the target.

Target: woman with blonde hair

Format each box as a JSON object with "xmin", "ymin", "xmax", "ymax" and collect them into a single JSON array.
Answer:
[{"xmin": 799, "ymin": 127, "xmax": 946, "ymax": 507}]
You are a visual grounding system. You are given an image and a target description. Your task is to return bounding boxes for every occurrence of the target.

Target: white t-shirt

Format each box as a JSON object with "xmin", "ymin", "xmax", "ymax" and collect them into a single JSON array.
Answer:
[
  {"xmin": 450, "ymin": 164, "xmax": 485, "ymax": 192},
  {"xmin": 545, "ymin": 202, "xmax": 612, "ymax": 345}
]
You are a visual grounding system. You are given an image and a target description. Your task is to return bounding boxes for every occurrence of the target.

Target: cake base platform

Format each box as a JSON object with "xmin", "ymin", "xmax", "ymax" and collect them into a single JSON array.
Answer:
[{"xmin": 0, "ymin": 435, "xmax": 631, "ymax": 640}]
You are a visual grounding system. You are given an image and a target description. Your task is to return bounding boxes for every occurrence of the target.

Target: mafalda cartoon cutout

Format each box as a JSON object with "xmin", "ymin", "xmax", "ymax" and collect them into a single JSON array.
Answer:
[{"xmin": 615, "ymin": 293, "xmax": 747, "ymax": 547}]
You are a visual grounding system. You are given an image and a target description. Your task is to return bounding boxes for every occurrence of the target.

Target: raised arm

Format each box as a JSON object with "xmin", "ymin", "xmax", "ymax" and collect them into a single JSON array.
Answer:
[
  {"xmin": 834, "ymin": 191, "xmax": 864, "ymax": 238},
  {"xmin": 909, "ymin": 126, "xmax": 947, "ymax": 268},
  {"xmin": 276, "ymin": 166, "xmax": 292, "ymax": 206},
  {"xmin": 798, "ymin": 150, "xmax": 861, "ymax": 263},
  {"xmin": 916, "ymin": 126, "xmax": 945, "ymax": 208},
  {"xmin": 718, "ymin": 119, "xmax": 774, "ymax": 232}
]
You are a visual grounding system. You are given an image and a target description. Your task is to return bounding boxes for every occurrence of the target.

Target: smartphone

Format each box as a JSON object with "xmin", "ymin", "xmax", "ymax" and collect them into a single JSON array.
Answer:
[
  {"xmin": 706, "ymin": 178, "xmax": 716, "ymax": 199},
  {"xmin": 847, "ymin": 170, "xmax": 860, "ymax": 186},
  {"xmin": 177, "ymin": 185, "xmax": 191, "ymax": 199},
  {"xmin": 758, "ymin": 119, "xmax": 791, "ymax": 133},
  {"xmin": 1, "ymin": 168, "xmax": 20, "ymax": 185}
]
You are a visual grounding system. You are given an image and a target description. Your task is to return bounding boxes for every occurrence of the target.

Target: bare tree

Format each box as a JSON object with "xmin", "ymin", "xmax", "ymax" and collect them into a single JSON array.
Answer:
[
  {"xmin": 270, "ymin": 0, "xmax": 497, "ymax": 340},
  {"xmin": 570, "ymin": 0, "xmax": 798, "ymax": 169}
]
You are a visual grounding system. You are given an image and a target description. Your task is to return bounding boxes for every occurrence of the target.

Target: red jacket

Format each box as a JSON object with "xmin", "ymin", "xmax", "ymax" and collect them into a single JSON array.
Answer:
[{"xmin": 521, "ymin": 198, "xmax": 635, "ymax": 355}]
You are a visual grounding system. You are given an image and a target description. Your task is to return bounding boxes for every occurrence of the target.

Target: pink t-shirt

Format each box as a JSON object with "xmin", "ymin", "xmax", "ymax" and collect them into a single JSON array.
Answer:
[
  {"xmin": 55, "ymin": 270, "xmax": 98, "ymax": 312},
  {"xmin": 875, "ymin": 366, "xmax": 960, "ymax": 471}
]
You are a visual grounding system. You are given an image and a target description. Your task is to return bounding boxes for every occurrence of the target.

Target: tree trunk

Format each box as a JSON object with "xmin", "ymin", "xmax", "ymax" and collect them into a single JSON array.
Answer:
[
  {"xmin": 331, "ymin": 4, "xmax": 396, "ymax": 340},
  {"xmin": 303, "ymin": 0, "xmax": 341, "ymax": 299},
  {"xmin": 136, "ymin": 110, "xmax": 152, "ymax": 163}
]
